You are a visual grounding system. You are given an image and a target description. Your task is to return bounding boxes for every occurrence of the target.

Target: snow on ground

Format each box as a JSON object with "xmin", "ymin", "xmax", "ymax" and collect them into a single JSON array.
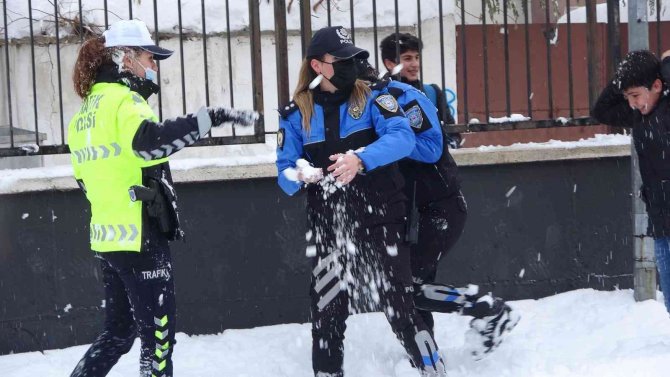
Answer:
[{"xmin": 1, "ymin": 289, "xmax": 669, "ymax": 377}]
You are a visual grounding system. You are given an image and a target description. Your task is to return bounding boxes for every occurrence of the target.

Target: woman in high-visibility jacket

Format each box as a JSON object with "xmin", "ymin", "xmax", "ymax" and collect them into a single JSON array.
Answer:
[{"xmin": 68, "ymin": 19, "xmax": 256, "ymax": 377}]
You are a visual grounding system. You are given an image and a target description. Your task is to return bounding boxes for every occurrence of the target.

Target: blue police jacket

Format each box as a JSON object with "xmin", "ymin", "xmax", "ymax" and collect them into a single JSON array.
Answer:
[
  {"xmin": 385, "ymin": 80, "xmax": 443, "ymax": 164},
  {"xmin": 276, "ymin": 87, "xmax": 416, "ymax": 196},
  {"xmin": 386, "ymin": 79, "xmax": 462, "ymax": 205}
]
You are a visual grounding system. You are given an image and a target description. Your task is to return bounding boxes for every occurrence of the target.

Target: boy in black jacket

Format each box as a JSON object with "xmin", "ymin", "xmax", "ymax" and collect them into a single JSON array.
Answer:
[{"xmin": 592, "ymin": 49, "xmax": 670, "ymax": 313}]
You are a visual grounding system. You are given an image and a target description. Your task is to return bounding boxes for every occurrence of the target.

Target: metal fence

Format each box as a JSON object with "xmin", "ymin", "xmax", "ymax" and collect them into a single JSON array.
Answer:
[
  {"xmin": 0, "ymin": 0, "xmax": 267, "ymax": 157},
  {"xmin": 0, "ymin": 0, "xmax": 662, "ymax": 157}
]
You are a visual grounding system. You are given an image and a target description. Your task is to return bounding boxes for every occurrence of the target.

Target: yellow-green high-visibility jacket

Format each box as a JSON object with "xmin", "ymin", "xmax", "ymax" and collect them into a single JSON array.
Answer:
[{"xmin": 68, "ymin": 82, "xmax": 168, "ymax": 252}]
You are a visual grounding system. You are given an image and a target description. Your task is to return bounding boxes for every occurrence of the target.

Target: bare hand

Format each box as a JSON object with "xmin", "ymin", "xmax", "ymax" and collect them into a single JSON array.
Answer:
[{"xmin": 327, "ymin": 153, "xmax": 362, "ymax": 185}]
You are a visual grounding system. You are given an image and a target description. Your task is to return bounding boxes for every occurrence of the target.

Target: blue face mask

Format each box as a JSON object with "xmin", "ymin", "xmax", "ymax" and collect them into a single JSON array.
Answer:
[
  {"xmin": 144, "ymin": 67, "xmax": 158, "ymax": 84},
  {"xmin": 134, "ymin": 57, "xmax": 158, "ymax": 85}
]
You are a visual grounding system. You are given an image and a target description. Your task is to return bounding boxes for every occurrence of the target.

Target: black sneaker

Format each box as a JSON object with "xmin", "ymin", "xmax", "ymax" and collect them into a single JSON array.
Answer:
[{"xmin": 465, "ymin": 298, "xmax": 520, "ymax": 360}]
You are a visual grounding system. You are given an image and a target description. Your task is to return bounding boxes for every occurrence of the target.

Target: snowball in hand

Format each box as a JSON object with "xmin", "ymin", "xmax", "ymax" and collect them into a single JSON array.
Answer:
[{"xmin": 283, "ymin": 158, "xmax": 323, "ymax": 183}]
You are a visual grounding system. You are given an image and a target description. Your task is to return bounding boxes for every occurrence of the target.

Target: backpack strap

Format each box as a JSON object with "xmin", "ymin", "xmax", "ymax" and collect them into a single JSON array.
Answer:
[{"xmin": 422, "ymin": 83, "xmax": 438, "ymax": 107}]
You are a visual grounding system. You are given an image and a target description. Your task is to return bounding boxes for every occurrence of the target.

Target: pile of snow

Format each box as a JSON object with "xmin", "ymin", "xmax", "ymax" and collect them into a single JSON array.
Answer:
[
  {"xmin": 1, "ymin": 289, "xmax": 669, "ymax": 376},
  {"xmin": 488, "ymin": 114, "xmax": 531, "ymax": 124},
  {"xmin": 168, "ymin": 143, "xmax": 277, "ymax": 170},
  {"xmin": 0, "ymin": 165, "xmax": 74, "ymax": 191},
  {"xmin": 476, "ymin": 133, "xmax": 631, "ymax": 152},
  {"xmin": 2, "ymin": 0, "xmax": 455, "ymax": 39},
  {"xmin": 0, "ymin": 143, "xmax": 277, "ymax": 191}
]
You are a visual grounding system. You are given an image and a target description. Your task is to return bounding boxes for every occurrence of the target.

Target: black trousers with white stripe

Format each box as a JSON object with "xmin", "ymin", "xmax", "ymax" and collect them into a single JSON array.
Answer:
[
  {"xmin": 309, "ymin": 214, "xmax": 442, "ymax": 376},
  {"xmin": 70, "ymin": 221, "xmax": 176, "ymax": 377},
  {"xmin": 411, "ymin": 192, "xmax": 469, "ymax": 330}
]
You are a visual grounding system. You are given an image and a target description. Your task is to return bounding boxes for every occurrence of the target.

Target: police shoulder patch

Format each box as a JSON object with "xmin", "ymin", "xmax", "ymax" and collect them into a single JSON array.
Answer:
[
  {"xmin": 375, "ymin": 94, "xmax": 399, "ymax": 113},
  {"xmin": 348, "ymin": 103, "xmax": 364, "ymax": 119},
  {"xmin": 277, "ymin": 128, "xmax": 285, "ymax": 150},
  {"xmin": 406, "ymin": 105, "xmax": 423, "ymax": 129}
]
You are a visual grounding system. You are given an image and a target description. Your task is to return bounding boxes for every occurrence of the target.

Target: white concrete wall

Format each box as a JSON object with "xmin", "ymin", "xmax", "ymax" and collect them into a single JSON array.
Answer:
[
  {"xmin": 420, "ymin": 16, "xmax": 458, "ymax": 123},
  {"xmin": 0, "ymin": 17, "xmax": 458, "ymax": 166}
]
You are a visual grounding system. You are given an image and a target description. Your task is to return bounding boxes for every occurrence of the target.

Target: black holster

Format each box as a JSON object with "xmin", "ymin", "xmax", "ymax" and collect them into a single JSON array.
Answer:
[{"xmin": 129, "ymin": 180, "xmax": 173, "ymax": 235}]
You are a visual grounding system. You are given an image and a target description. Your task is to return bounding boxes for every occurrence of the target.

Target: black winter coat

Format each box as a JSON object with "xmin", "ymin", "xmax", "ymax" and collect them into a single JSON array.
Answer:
[{"xmin": 592, "ymin": 58, "xmax": 670, "ymax": 238}]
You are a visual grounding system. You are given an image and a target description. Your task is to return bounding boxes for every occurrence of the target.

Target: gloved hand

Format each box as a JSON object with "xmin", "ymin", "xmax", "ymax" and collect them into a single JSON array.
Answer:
[{"xmin": 208, "ymin": 107, "xmax": 259, "ymax": 128}]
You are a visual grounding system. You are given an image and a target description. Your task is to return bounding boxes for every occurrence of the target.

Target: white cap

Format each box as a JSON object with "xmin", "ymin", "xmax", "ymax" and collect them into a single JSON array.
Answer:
[{"xmin": 103, "ymin": 19, "xmax": 173, "ymax": 60}]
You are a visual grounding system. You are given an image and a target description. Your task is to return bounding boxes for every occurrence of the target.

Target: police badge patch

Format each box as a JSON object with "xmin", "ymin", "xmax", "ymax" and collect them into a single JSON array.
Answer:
[
  {"xmin": 406, "ymin": 105, "xmax": 423, "ymax": 129},
  {"xmin": 277, "ymin": 128, "xmax": 285, "ymax": 150},
  {"xmin": 348, "ymin": 104, "xmax": 363, "ymax": 119},
  {"xmin": 375, "ymin": 94, "xmax": 399, "ymax": 113},
  {"xmin": 336, "ymin": 27, "xmax": 353, "ymax": 44}
]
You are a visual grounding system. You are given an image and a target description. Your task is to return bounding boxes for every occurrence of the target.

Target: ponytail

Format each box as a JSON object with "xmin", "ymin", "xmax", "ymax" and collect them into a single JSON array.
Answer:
[{"xmin": 72, "ymin": 36, "xmax": 114, "ymax": 98}]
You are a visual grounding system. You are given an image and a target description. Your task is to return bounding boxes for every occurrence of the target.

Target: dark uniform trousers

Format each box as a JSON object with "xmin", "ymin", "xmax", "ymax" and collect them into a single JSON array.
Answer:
[
  {"xmin": 309, "ymin": 191, "xmax": 441, "ymax": 376},
  {"xmin": 410, "ymin": 192, "xmax": 468, "ymax": 331},
  {"xmin": 71, "ymin": 220, "xmax": 176, "ymax": 377}
]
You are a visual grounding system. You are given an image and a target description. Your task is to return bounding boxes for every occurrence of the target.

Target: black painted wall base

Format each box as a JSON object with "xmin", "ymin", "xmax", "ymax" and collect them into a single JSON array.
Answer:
[{"xmin": 0, "ymin": 157, "xmax": 634, "ymax": 355}]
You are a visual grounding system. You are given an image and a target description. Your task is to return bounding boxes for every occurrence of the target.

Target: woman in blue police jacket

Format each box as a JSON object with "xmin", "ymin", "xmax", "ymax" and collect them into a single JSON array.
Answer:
[{"xmin": 276, "ymin": 26, "xmax": 447, "ymax": 377}]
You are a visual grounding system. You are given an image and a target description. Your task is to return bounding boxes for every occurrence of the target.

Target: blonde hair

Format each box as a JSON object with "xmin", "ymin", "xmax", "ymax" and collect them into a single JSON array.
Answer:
[{"xmin": 292, "ymin": 58, "xmax": 371, "ymax": 132}]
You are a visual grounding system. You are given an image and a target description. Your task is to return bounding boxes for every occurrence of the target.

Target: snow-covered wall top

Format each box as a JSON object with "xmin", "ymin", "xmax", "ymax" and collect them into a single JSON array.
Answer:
[
  {"xmin": 558, "ymin": 1, "xmax": 670, "ymax": 24},
  {"xmin": 2, "ymin": 0, "xmax": 456, "ymax": 39}
]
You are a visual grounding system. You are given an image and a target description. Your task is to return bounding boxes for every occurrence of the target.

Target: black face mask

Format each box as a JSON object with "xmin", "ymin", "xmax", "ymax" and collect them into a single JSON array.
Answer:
[
  {"xmin": 122, "ymin": 74, "xmax": 160, "ymax": 100},
  {"xmin": 96, "ymin": 65, "xmax": 160, "ymax": 100},
  {"xmin": 327, "ymin": 59, "xmax": 358, "ymax": 92}
]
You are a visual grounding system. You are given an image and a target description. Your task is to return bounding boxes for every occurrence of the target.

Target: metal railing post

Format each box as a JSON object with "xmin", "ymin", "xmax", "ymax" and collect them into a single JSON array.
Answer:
[
  {"xmin": 606, "ymin": 0, "xmax": 622, "ymax": 78},
  {"xmin": 628, "ymin": 0, "xmax": 656, "ymax": 302},
  {"xmin": 274, "ymin": 0, "xmax": 290, "ymax": 108},
  {"xmin": 248, "ymin": 0, "xmax": 265, "ymax": 142},
  {"xmin": 299, "ymin": 0, "xmax": 312, "ymax": 58},
  {"xmin": 586, "ymin": 1, "xmax": 601, "ymax": 109}
]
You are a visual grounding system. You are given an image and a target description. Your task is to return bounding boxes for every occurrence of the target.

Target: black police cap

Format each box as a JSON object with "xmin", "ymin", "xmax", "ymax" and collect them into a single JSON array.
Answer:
[{"xmin": 306, "ymin": 26, "xmax": 370, "ymax": 60}]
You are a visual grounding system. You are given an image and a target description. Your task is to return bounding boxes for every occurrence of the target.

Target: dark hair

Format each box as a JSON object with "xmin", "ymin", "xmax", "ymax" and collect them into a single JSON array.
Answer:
[
  {"xmin": 380, "ymin": 33, "xmax": 422, "ymax": 63},
  {"xmin": 614, "ymin": 50, "xmax": 661, "ymax": 91},
  {"xmin": 72, "ymin": 36, "xmax": 114, "ymax": 98}
]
